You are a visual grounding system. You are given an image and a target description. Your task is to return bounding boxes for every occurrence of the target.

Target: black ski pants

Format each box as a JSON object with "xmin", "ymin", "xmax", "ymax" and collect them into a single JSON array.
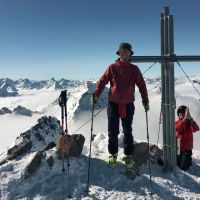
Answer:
[
  {"xmin": 177, "ymin": 150, "xmax": 192, "ymax": 171},
  {"xmin": 107, "ymin": 101, "xmax": 135, "ymax": 155}
]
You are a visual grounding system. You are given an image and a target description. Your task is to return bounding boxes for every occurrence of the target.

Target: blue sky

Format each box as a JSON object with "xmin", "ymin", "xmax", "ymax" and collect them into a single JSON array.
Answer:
[{"xmin": 0, "ymin": 0, "xmax": 200, "ymax": 80}]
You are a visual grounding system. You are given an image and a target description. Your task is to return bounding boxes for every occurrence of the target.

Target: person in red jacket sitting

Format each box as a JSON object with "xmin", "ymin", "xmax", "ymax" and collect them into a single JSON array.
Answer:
[
  {"xmin": 176, "ymin": 105, "xmax": 199, "ymax": 171},
  {"xmin": 91, "ymin": 42, "xmax": 149, "ymax": 168}
]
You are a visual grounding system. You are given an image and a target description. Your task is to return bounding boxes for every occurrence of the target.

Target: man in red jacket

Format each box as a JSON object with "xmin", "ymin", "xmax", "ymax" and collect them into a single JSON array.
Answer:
[
  {"xmin": 91, "ymin": 43, "xmax": 149, "ymax": 168},
  {"xmin": 176, "ymin": 105, "xmax": 199, "ymax": 171}
]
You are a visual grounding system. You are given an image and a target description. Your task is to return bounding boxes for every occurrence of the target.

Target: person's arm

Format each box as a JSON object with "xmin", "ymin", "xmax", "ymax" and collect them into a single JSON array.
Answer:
[
  {"xmin": 190, "ymin": 119, "xmax": 200, "ymax": 132},
  {"xmin": 135, "ymin": 67, "xmax": 149, "ymax": 103},
  {"xmin": 94, "ymin": 66, "xmax": 111, "ymax": 97},
  {"xmin": 184, "ymin": 108, "xmax": 199, "ymax": 132}
]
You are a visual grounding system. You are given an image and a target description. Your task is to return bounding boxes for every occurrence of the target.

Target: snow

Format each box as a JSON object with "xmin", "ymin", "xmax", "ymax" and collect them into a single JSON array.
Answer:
[
  {"xmin": 0, "ymin": 131, "xmax": 200, "ymax": 199},
  {"xmin": 0, "ymin": 76, "xmax": 200, "ymax": 199}
]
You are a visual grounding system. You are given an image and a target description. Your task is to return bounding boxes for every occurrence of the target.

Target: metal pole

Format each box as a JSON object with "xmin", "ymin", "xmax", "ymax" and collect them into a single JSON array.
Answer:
[
  {"xmin": 168, "ymin": 14, "xmax": 177, "ymax": 172},
  {"xmin": 168, "ymin": 14, "xmax": 173, "ymax": 170},
  {"xmin": 160, "ymin": 12, "xmax": 167, "ymax": 171},
  {"xmin": 164, "ymin": 6, "xmax": 170, "ymax": 170},
  {"xmin": 130, "ymin": 55, "xmax": 200, "ymax": 63}
]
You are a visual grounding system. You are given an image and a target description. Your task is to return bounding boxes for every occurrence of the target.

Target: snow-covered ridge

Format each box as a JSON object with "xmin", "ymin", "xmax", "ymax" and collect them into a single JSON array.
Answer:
[
  {"xmin": 1, "ymin": 75, "xmax": 200, "ymax": 97},
  {"xmin": 0, "ymin": 79, "xmax": 108, "ymax": 119},
  {"xmin": 144, "ymin": 75, "xmax": 200, "ymax": 85},
  {"xmin": 0, "ymin": 130, "xmax": 200, "ymax": 200},
  {"xmin": 0, "ymin": 82, "xmax": 18, "ymax": 97},
  {"xmin": 0, "ymin": 78, "xmax": 84, "ymax": 98}
]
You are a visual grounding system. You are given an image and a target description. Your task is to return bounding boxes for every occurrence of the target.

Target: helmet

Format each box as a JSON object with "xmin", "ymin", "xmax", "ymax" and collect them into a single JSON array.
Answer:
[{"xmin": 177, "ymin": 105, "xmax": 187, "ymax": 116}]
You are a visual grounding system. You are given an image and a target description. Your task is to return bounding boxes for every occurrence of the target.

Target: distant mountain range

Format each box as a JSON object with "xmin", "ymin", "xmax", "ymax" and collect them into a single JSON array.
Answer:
[
  {"xmin": 0, "ymin": 78, "xmax": 83, "ymax": 97},
  {"xmin": 0, "ymin": 78, "xmax": 108, "ymax": 118},
  {"xmin": 1, "ymin": 76, "xmax": 200, "ymax": 98}
]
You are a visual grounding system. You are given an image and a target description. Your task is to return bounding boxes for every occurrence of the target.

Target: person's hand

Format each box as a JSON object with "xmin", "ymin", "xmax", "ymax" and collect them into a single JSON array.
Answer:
[
  {"xmin": 143, "ymin": 101, "xmax": 150, "ymax": 112},
  {"xmin": 184, "ymin": 107, "xmax": 192, "ymax": 122},
  {"xmin": 91, "ymin": 93, "xmax": 98, "ymax": 104}
]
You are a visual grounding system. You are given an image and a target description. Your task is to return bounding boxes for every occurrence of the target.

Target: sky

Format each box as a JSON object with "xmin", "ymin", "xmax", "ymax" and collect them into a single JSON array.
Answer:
[{"xmin": 0, "ymin": 0, "xmax": 200, "ymax": 80}]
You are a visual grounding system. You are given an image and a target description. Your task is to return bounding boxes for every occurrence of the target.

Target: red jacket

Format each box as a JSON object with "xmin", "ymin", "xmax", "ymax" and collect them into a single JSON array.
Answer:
[
  {"xmin": 95, "ymin": 60, "xmax": 149, "ymax": 104},
  {"xmin": 176, "ymin": 118, "xmax": 199, "ymax": 151}
]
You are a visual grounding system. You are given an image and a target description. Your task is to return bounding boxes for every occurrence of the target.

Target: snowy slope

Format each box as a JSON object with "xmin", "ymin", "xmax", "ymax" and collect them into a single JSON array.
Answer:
[
  {"xmin": 0, "ymin": 76, "xmax": 200, "ymax": 199},
  {"xmin": 0, "ymin": 131, "xmax": 200, "ymax": 200}
]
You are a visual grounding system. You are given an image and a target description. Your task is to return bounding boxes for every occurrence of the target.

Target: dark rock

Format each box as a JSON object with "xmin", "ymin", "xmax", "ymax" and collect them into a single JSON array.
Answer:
[
  {"xmin": 132, "ymin": 143, "xmax": 163, "ymax": 167},
  {"xmin": 7, "ymin": 141, "xmax": 32, "ymax": 160},
  {"xmin": 0, "ymin": 107, "xmax": 12, "ymax": 115},
  {"xmin": 0, "ymin": 158, "xmax": 7, "ymax": 166},
  {"xmin": 43, "ymin": 142, "xmax": 56, "ymax": 151},
  {"xmin": 0, "ymin": 82, "xmax": 18, "ymax": 97},
  {"xmin": 24, "ymin": 151, "xmax": 44, "ymax": 179},
  {"xmin": 56, "ymin": 134, "xmax": 85, "ymax": 157},
  {"xmin": 35, "ymin": 132, "xmax": 44, "ymax": 141},
  {"xmin": 19, "ymin": 131, "xmax": 31, "ymax": 140},
  {"xmin": 13, "ymin": 105, "xmax": 32, "ymax": 116},
  {"xmin": 32, "ymin": 123, "xmax": 43, "ymax": 132},
  {"xmin": 133, "ymin": 142, "xmax": 149, "ymax": 166},
  {"xmin": 46, "ymin": 156, "xmax": 54, "ymax": 169},
  {"xmin": 148, "ymin": 144, "xmax": 163, "ymax": 164}
]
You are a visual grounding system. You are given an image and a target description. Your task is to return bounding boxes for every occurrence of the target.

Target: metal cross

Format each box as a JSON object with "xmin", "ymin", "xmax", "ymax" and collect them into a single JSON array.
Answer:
[{"xmin": 130, "ymin": 7, "xmax": 200, "ymax": 172}]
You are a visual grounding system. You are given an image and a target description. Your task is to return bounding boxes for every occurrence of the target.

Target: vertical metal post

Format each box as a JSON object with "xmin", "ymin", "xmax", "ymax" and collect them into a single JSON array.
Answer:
[
  {"xmin": 161, "ymin": 7, "xmax": 176, "ymax": 171},
  {"xmin": 168, "ymin": 14, "xmax": 173, "ymax": 170},
  {"xmin": 168, "ymin": 14, "xmax": 176, "ymax": 172},
  {"xmin": 160, "ymin": 12, "xmax": 167, "ymax": 170},
  {"xmin": 163, "ymin": 7, "xmax": 170, "ymax": 170}
]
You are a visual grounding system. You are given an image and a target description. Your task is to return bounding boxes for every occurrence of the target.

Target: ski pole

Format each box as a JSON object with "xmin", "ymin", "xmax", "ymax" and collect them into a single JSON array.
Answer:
[
  {"xmin": 145, "ymin": 111, "xmax": 153, "ymax": 196},
  {"xmin": 85, "ymin": 103, "xmax": 95, "ymax": 196},
  {"xmin": 60, "ymin": 103, "xmax": 65, "ymax": 200},
  {"xmin": 64, "ymin": 92, "xmax": 71, "ymax": 199},
  {"xmin": 59, "ymin": 90, "xmax": 72, "ymax": 199}
]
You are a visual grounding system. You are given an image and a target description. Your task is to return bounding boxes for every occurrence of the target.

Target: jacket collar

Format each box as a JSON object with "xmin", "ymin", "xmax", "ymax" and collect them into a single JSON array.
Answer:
[{"xmin": 115, "ymin": 58, "xmax": 130, "ymax": 65}]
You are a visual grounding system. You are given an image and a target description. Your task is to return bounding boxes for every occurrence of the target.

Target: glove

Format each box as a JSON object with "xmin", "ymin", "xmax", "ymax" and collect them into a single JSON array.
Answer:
[
  {"xmin": 143, "ymin": 101, "xmax": 149, "ymax": 112},
  {"xmin": 91, "ymin": 93, "xmax": 98, "ymax": 104}
]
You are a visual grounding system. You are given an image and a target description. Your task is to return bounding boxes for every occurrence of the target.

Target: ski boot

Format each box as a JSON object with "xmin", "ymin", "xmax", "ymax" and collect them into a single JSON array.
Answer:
[
  {"xmin": 123, "ymin": 155, "xmax": 135, "ymax": 169},
  {"xmin": 108, "ymin": 154, "xmax": 117, "ymax": 168}
]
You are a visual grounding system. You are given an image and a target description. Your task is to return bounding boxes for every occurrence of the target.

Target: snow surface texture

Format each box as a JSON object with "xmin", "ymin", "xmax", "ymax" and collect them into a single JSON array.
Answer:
[
  {"xmin": 0, "ymin": 76, "xmax": 200, "ymax": 199},
  {"xmin": 0, "ymin": 132, "xmax": 200, "ymax": 199}
]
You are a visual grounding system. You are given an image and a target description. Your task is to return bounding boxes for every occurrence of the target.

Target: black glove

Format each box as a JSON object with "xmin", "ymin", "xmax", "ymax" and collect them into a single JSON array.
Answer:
[
  {"xmin": 91, "ymin": 93, "xmax": 98, "ymax": 104},
  {"xmin": 143, "ymin": 100, "xmax": 150, "ymax": 112}
]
